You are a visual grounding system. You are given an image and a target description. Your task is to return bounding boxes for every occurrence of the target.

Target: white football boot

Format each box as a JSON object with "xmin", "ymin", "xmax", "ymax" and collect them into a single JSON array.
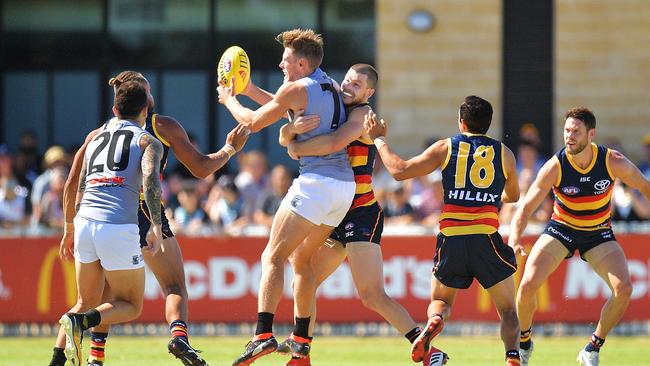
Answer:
[{"xmin": 577, "ymin": 349, "xmax": 599, "ymax": 366}]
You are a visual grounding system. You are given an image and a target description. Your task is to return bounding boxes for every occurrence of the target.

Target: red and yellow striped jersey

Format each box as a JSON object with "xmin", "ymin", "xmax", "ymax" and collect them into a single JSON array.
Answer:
[
  {"xmin": 439, "ymin": 133, "xmax": 507, "ymax": 236},
  {"xmin": 551, "ymin": 143, "xmax": 614, "ymax": 231},
  {"xmin": 348, "ymin": 138, "xmax": 378, "ymax": 210}
]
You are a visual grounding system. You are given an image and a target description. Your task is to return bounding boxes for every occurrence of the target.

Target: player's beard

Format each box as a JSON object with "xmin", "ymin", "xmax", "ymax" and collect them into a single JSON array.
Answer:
[{"xmin": 567, "ymin": 139, "xmax": 588, "ymax": 155}]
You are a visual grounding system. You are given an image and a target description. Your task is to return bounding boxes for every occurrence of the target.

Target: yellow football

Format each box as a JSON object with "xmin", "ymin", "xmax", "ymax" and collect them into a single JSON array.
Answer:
[{"xmin": 217, "ymin": 46, "xmax": 251, "ymax": 95}]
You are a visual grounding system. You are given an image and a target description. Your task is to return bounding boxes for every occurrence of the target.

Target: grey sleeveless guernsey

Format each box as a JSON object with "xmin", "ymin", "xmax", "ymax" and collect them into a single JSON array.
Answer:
[
  {"xmin": 294, "ymin": 68, "xmax": 354, "ymax": 182},
  {"xmin": 77, "ymin": 119, "xmax": 149, "ymax": 224}
]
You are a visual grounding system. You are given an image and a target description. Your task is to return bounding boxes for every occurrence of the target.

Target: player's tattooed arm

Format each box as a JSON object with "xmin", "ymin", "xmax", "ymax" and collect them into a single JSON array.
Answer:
[{"xmin": 140, "ymin": 134, "xmax": 163, "ymax": 226}]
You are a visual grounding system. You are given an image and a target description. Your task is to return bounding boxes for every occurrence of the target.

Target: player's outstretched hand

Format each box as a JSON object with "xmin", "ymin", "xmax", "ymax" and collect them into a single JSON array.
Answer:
[
  {"xmin": 217, "ymin": 76, "xmax": 237, "ymax": 105},
  {"xmin": 364, "ymin": 110, "xmax": 387, "ymax": 140},
  {"xmin": 145, "ymin": 225, "xmax": 163, "ymax": 256},
  {"xmin": 59, "ymin": 231, "xmax": 74, "ymax": 261},
  {"xmin": 290, "ymin": 115, "xmax": 320, "ymax": 134},
  {"xmin": 227, "ymin": 124, "xmax": 251, "ymax": 152}
]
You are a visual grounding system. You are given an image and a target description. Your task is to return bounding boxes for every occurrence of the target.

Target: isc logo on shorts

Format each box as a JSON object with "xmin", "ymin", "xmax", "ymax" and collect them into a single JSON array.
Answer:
[{"xmin": 132, "ymin": 254, "xmax": 144, "ymax": 265}]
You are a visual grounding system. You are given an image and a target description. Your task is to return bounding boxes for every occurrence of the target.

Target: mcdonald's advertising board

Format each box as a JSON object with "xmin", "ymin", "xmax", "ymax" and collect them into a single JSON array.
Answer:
[{"xmin": 0, "ymin": 235, "xmax": 648, "ymax": 323}]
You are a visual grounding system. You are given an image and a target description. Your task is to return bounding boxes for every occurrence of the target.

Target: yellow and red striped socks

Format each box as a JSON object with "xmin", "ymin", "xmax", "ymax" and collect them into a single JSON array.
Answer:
[
  {"xmin": 88, "ymin": 332, "xmax": 108, "ymax": 365},
  {"xmin": 170, "ymin": 320, "xmax": 189, "ymax": 341},
  {"xmin": 520, "ymin": 328, "xmax": 532, "ymax": 350}
]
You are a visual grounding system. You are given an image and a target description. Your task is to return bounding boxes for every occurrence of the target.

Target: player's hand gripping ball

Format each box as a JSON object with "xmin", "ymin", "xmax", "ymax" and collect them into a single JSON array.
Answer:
[{"xmin": 217, "ymin": 46, "xmax": 251, "ymax": 95}]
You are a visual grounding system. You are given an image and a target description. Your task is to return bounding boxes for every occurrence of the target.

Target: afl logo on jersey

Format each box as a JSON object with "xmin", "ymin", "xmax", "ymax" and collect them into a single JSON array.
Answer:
[
  {"xmin": 562, "ymin": 186, "xmax": 580, "ymax": 195},
  {"xmin": 594, "ymin": 179, "xmax": 611, "ymax": 193}
]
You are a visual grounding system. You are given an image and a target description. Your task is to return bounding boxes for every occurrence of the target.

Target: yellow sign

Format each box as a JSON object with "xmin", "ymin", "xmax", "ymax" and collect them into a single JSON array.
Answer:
[{"xmin": 37, "ymin": 247, "xmax": 76, "ymax": 314}]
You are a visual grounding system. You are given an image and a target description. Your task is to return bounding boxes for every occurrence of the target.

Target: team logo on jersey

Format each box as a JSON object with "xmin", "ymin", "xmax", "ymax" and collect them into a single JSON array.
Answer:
[
  {"xmin": 562, "ymin": 186, "xmax": 580, "ymax": 195},
  {"xmin": 131, "ymin": 254, "xmax": 143, "ymax": 265},
  {"xmin": 594, "ymin": 179, "xmax": 611, "ymax": 192},
  {"xmin": 290, "ymin": 197, "xmax": 302, "ymax": 208},
  {"xmin": 345, "ymin": 222, "xmax": 355, "ymax": 230}
]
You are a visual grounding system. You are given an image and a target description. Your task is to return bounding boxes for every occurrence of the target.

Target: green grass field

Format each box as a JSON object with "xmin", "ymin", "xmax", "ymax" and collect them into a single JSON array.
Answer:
[{"xmin": 1, "ymin": 335, "xmax": 649, "ymax": 365}]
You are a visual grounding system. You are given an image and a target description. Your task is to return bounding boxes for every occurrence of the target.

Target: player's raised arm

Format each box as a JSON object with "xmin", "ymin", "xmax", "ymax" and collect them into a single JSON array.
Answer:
[
  {"xmin": 218, "ymin": 79, "xmax": 306, "ymax": 133},
  {"xmin": 59, "ymin": 128, "xmax": 101, "ymax": 260},
  {"xmin": 508, "ymin": 157, "xmax": 560, "ymax": 252},
  {"xmin": 241, "ymin": 79, "xmax": 275, "ymax": 106},
  {"xmin": 365, "ymin": 112, "xmax": 448, "ymax": 181},
  {"xmin": 501, "ymin": 144, "xmax": 520, "ymax": 203},
  {"xmin": 288, "ymin": 106, "xmax": 369, "ymax": 157},
  {"xmin": 158, "ymin": 115, "xmax": 249, "ymax": 179},
  {"xmin": 608, "ymin": 149, "xmax": 650, "ymax": 199}
]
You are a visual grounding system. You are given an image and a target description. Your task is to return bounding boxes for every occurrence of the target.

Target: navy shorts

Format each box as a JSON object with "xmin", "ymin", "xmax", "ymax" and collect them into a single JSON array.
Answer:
[
  {"xmin": 433, "ymin": 232, "xmax": 517, "ymax": 289},
  {"xmin": 330, "ymin": 203, "xmax": 383, "ymax": 246},
  {"xmin": 543, "ymin": 220, "xmax": 616, "ymax": 261},
  {"xmin": 138, "ymin": 200, "xmax": 174, "ymax": 248}
]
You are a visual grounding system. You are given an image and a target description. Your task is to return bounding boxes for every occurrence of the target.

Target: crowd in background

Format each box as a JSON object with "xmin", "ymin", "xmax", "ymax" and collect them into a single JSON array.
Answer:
[{"xmin": 1, "ymin": 125, "xmax": 650, "ymax": 237}]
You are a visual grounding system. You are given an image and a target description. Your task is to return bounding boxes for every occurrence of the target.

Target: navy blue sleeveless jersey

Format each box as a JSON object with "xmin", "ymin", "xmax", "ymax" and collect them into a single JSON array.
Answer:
[
  {"xmin": 439, "ymin": 133, "xmax": 507, "ymax": 236},
  {"xmin": 143, "ymin": 112, "xmax": 170, "ymax": 171},
  {"xmin": 551, "ymin": 143, "xmax": 614, "ymax": 230}
]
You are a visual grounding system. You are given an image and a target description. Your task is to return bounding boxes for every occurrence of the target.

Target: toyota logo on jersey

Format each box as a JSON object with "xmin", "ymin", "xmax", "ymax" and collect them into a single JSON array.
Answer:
[{"xmin": 594, "ymin": 179, "xmax": 611, "ymax": 192}]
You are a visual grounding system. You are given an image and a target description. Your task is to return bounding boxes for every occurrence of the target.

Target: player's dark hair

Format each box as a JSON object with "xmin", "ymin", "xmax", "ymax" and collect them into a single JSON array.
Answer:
[
  {"xmin": 350, "ymin": 64, "xmax": 378, "ymax": 89},
  {"xmin": 564, "ymin": 107, "xmax": 596, "ymax": 130},
  {"xmin": 276, "ymin": 28, "xmax": 324, "ymax": 71},
  {"xmin": 459, "ymin": 95, "xmax": 493, "ymax": 134},
  {"xmin": 114, "ymin": 81, "xmax": 148, "ymax": 118},
  {"xmin": 108, "ymin": 70, "xmax": 147, "ymax": 88}
]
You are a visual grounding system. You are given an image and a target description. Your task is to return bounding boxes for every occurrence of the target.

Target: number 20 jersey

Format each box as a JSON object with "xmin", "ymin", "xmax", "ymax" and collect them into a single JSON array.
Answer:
[
  {"xmin": 77, "ymin": 119, "xmax": 149, "ymax": 225},
  {"xmin": 439, "ymin": 133, "xmax": 507, "ymax": 236}
]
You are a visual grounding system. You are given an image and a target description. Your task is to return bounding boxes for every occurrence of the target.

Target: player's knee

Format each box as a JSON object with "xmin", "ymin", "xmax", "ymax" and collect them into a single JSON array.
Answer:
[
  {"xmin": 358, "ymin": 289, "xmax": 388, "ymax": 311},
  {"xmin": 498, "ymin": 306, "xmax": 518, "ymax": 323},
  {"xmin": 613, "ymin": 280, "xmax": 633, "ymax": 300},
  {"xmin": 518, "ymin": 277, "xmax": 542, "ymax": 297},
  {"xmin": 261, "ymin": 248, "xmax": 285, "ymax": 269}
]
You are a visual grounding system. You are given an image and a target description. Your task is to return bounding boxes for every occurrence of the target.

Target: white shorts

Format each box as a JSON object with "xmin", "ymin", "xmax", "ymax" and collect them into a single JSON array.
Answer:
[
  {"xmin": 74, "ymin": 216, "xmax": 144, "ymax": 271},
  {"xmin": 281, "ymin": 173, "xmax": 356, "ymax": 227}
]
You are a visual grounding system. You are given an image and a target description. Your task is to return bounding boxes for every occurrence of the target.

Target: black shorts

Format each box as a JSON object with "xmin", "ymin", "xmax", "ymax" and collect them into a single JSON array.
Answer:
[
  {"xmin": 330, "ymin": 203, "xmax": 383, "ymax": 246},
  {"xmin": 544, "ymin": 220, "xmax": 616, "ymax": 261},
  {"xmin": 433, "ymin": 232, "xmax": 517, "ymax": 289},
  {"xmin": 138, "ymin": 200, "xmax": 174, "ymax": 248}
]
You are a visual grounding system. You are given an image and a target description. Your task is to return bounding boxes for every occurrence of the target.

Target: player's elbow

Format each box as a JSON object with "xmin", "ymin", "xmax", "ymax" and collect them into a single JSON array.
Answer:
[{"xmin": 190, "ymin": 168, "xmax": 211, "ymax": 180}]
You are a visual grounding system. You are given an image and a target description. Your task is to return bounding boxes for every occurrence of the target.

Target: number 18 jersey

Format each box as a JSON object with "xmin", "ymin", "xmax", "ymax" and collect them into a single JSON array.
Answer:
[
  {"xmin": 439, "ymin": 133, "xmax": 507, "ymax": 236},
  {"xmin": 77, "ymin": 119, "xmax": 149, "ymax": 224}
]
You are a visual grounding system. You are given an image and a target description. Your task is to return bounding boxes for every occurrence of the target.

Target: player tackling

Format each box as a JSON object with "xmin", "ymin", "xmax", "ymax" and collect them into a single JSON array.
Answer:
[{"xmin": 510, "ymin": 107, "xmax": 650, "ymax": 366}]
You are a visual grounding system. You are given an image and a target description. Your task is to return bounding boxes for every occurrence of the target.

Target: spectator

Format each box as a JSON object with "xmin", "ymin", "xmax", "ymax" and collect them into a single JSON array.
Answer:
[
  {"xmin": 0, "ymin": 146, "xmax": 28, "ymax": 228},
  {"xmin": 419, "ymin": 170, "xmax": 445, "ymax": 227},
  {"xmin": 372, "ymin": 159, "xmax": 396, "ymax": 205},
  {"xmin": 31, "ymin": 145, "xmax": 69, "ymax": 225},
  {"xmin": 206, "ymin": 175, "xmax": 244, "ymax": 234},
  {"xmin": 172, "ymin": 184, "xmax": 209, "ymax": 236},
  {"xmin": 17, "ymin": 131, "xmax": 41, "ymax": 183},
  {"xmin": 39, "ymin": 166, "xmax": 67, "ymax": 230},
  {"xmin": 235, "ymin": 150, "xmax": 269, "ymax": 221},
  {"xmin": 516, "ymin": 138, "xmax": 545, "ymax": 174},
  {"xmin": 611, "ymin": 181, "xmax": 650, "ymax": 221},
  {"xmin": 384, "ymin": 184, "xmax": 416, "ymax": 225},
  {"xmin": 253, "ymin": 165, "xmax": 293, "ymax": 228}
]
